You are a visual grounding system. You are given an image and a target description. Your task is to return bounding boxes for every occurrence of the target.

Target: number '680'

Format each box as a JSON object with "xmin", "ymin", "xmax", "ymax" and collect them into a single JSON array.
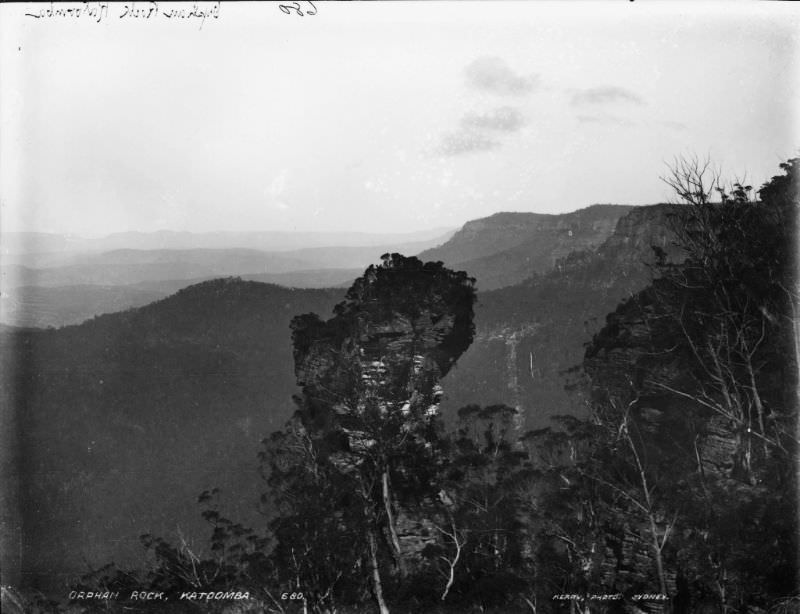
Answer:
[{"xmin": 281, "ymin": 592, "xmax": 304, "ymax": 600}]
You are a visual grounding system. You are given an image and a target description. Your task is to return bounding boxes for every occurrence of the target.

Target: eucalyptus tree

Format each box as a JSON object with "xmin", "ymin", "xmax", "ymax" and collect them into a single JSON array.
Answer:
[{"xmin": 581, "ymin": 157, "xmax": 798, "ymax": 611}]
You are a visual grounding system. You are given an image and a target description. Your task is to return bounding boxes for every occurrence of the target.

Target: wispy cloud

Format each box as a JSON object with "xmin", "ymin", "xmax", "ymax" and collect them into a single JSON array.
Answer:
[
  {"xmin": 461, "ymin": 106, "xmax": 525, "ymax": 132},
  {"xmin": 465, "ymin": 57, "xmax": 539, "ymax": 96},
  {"xmin": 571, "ymin": 86, "xmax": 644, "ymax": 106},
  {"xmin": 437, "ymin": 58, "xmax": 533, "ymax": 156},
  {"xmin": 438, "ymin": 129, "xmax": 500, "ymax": 156}
]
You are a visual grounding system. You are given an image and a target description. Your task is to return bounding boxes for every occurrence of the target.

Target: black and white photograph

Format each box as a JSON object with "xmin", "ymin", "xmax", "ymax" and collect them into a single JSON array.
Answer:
[{"xmin": 0, "ymin": 2, "xmax": 798, "ymax": 612}]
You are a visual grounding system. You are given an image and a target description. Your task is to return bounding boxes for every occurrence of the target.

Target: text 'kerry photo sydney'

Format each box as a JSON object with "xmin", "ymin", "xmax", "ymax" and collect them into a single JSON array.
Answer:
[{"xmin": 0, "ymin": 3, "xmax": 798, "ymax": 614}]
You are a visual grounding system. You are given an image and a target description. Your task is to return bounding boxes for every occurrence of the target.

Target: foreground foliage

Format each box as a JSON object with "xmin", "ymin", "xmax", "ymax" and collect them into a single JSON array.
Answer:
[{"xmin": 61, "ymin": 159, "xmax": 798, "ymax": 614}]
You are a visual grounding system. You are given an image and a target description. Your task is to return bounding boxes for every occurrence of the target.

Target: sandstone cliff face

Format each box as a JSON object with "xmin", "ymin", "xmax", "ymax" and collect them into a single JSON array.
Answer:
[
  {"xmin": 597, "ymin": 203, "xmax": 686, "ymax": 264},
  {"xmin": 438, "ymin": 204, "xmax": 685, "ymax": 432},
  {"xmin": 418, "ymin": 205, "xmax": 633, "ymax": 290}
]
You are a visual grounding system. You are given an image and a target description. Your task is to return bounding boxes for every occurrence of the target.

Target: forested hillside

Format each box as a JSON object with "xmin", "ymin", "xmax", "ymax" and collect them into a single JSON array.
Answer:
[
  {"xmin": 2, "ymin": 282, "xmax": 345, "ymax": 592},
  {"xmin": 2, "ymin": 203, "xmax": 664, "ymax": 595},
  {"xmin": 3, "ymin": 160, "xmax": 797, "ymax": 614},
  {"xmin": 2, "ymin": 269, "xmax": 361, "ymax": 329}
]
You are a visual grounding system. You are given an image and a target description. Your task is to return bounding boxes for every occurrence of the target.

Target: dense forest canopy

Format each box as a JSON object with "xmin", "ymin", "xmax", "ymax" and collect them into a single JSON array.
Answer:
[{"xmin": 21, "ymin": 158, "xmax": 799, "ymax": 614}]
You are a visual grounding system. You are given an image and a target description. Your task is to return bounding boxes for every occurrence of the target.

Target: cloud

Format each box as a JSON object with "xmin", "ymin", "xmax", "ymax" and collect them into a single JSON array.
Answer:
[
  {"xmin": 571, "ymin": 86, "xmax": 645, "ymax": 106},
  {"xmin": 438, "ymin": 129, "xmax": 500, "ymax": 156},
  {"xmin": 465, "ymin": 57, "xmax": 538, "ymax": 96},
  {"xmin": 438, "ymin": 106, "xmax": 525, "ymax": 156},
  {"xmin": 436, "ymin": 58, "xmax": 532, "ymax": 156},
  {"xmin": 461, "ymin": 106, "xmax": 525, "ymax": 132}
]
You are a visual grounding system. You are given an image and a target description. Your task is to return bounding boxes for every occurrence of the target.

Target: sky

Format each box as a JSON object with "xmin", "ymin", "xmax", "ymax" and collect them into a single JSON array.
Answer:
[{"xmin": 1, "ymin": 1, "xmax": 798, "ymax": 236}]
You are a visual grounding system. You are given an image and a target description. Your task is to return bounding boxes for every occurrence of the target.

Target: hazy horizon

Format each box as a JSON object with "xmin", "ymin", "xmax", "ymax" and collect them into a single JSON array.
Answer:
[
  {"xmin": 1, "ymin": 202, "xmax": 634, "ymax": 240},
  {"xmin": 0, "ymin": 225, "xmax": 459, "ymax": 241},
  {"xmin": 1, "ymin": 2, "xmax": 797, "ymax": 236}
]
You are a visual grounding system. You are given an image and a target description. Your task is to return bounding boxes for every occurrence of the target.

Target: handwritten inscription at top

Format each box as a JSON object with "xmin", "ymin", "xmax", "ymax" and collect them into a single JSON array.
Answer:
[
  {"xmin": 278, "ymin": 1, "xmax": 317, "ymax": 17},
  {"xmin": 25, "ymin": 2, "xmax": 110, "ymax": 23},
  {"xmin": 24, "ymin": 2, "xmax": 223, "ymax": 29},
  {"xmin": 120, "ymin": 3, "xmax": 159, "ymax": 19},
  {"xmin": 24, "ymin": 1, "xmax": 320, "ymax": 26}
]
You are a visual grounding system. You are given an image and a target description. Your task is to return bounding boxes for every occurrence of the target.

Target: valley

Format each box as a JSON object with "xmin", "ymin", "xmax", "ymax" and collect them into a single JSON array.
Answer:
[{"xmin": 1, "ymin": 203, "xmax": 663, "ymax": 591}]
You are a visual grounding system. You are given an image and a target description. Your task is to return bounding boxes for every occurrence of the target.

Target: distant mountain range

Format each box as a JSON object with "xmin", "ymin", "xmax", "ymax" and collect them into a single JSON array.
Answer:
[
  {"xmin": 1, "ymin": 228, "xmax": 457, "ymax": 255},
  {"xmin": 0, "ymin": 232, "xmax": 452, "ymax": 328},
  {"xmin": 1, "ymin": 206, "xmax": 632, "ymax": 328},
  {"xmin": 3, "ymin": 247, "xmax": 372, "ymax": 290},
  {"xmin": 1, "ymin": 203, "xmax": 682, "ymax": 593}
]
